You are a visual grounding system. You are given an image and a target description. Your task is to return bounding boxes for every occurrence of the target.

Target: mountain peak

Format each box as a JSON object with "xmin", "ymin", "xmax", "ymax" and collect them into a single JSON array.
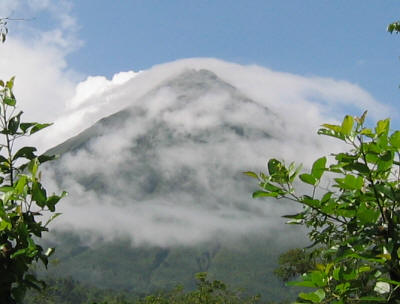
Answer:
[{"xmin": 46, "ymin": 67, "xmax": 273, "ymax": 156}]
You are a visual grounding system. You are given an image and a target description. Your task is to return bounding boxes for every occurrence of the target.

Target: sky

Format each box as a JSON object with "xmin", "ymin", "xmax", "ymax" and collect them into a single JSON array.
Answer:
[
  {"xmin": 21, "ymin": 1, "xmax": 400, "ymax": 113},
  {"xmin": 0, "ymin": 1, "xmax": 399, "ymax": 131},
  {"xmin": 0, "ymin": 1, "xmax": 400, "ymax": 245}
]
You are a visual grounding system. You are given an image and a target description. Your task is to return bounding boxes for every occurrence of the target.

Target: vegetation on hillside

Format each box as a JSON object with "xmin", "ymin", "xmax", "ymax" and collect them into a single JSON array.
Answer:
[{"xmin": 23, "ymin": 273, "xmax": 292, "ymax": 304}]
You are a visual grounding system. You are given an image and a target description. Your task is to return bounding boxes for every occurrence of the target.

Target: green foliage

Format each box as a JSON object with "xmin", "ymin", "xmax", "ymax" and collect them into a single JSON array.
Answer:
[
  {"xmin": 0, "ymin": 77, "xmax": 65, "ymax": 303},
  {"xmin": 24, "ymin": 273, "xmax": 271, "ymax": 304},
  {"xmin": 35, "ymin": 232, "xmax": 297, "ymax": 302},
  {"xmin": 274, "ymin": 248, "xmax": 317, "ymax": 283},
  {"xmin": 388, "ymin": 21, "xmax": 400, "ymax": 34},
  {"xmin": 247, "ymin": 111, "xmax": 400, "ymax": 303},
  {"xmin": 24, "ymin": 276, "xmax": 138, "ymax": 304},
  {"xmin": 137, "ymin": 272, "xmax": 261, "ymax": 304}
]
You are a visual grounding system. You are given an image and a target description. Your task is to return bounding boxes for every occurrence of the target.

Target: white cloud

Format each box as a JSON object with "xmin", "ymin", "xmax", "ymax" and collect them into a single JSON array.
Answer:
[
  {"xmin": 38, "ymin": 58, "xmax": 394, "ymax": 247},
  {"xmin": 68, "ymin": 71, "xmax": 139, "ymax": 109},
  {"xmin": 0, "ymin": 2, "xmax": 394, "ymax": 247}
]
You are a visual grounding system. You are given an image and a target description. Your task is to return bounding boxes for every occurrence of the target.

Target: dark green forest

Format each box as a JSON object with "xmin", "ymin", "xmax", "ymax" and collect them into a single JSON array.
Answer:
[{"xmin": 24, "ymin": 273, "xmax": 290, "ymax": 304}]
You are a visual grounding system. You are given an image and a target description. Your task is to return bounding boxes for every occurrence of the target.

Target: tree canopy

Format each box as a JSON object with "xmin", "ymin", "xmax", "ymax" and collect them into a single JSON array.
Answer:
[{"xmin": 247, "ymin": 112, "xmax": 400, "ymax": 303}]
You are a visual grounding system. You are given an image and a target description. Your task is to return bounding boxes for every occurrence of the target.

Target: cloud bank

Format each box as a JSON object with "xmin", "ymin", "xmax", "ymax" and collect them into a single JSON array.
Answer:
[
  {"xmin": 0, "ymin": 3, "xmax": 393, "ymax": 246},
  {"xmin": 42, "ymin": 59, "xmax": 391, "ymax": 247}
]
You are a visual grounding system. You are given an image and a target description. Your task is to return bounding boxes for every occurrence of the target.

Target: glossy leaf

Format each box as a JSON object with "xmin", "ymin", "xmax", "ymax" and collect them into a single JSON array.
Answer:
[
  {"xmin": 299, "ymin": 173, "xmax": 317, "ymax": 186},
  {"xmin": 340, "ymin": 115, "xmax": 354, "ymax": 136},
  {"xmin": 13, "ymin": 146, "xmax": 37, "ymax": 161},
  {"xmin": 311, "ymin": 157, "xmax": 326, "ymax": 180}
]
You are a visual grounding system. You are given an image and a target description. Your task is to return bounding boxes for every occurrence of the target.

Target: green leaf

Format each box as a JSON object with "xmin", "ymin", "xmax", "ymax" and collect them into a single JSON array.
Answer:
[
  {"xmin": 357, "ymin": 202, "xmax": 379, "ymax": 225},
  {"xmin": 302, "ymin": 195, "xmax": 320, "ymax": 207},
  {"xmin": 299, "ymin": 173, "xmax": 317, "ymax": 186},
  {"xmin": 30, "ymin": 123, "xmax": 52, "ymax": 135},
  {"xmin": 0, "ymin": 219, "xmax": 11, "ymax": 231},
  {"xmin": 19, "ymin": 122, "xmax": 36, "ymax": 133},
  {"xmin": 340, "ymin": 115, "xmax": 354, "ymax": 136},
  {"xmin": 46, "ymin": 192, "xmax": 67, "ymax": 212},
  {"xmin": 360, "ymin": 128, "xmax": 374, "ymax": 137},
  {"xmin": 13, "ymin": 146, "xmax": 37, "ymax": 161},
  {"xmin": 321, "ymin": 123, "xmax": 341, "ymax": 132},
  {"xmin": 321, "ymin": 192, "xmax": 332, "ymax": 203},
  {"xmin": 6, "ymin": 76, "xmax": 15, "ymax": 89},
  {"xmin": 314, "ymin": 289, "xmax": 325, "ymax": 302},
  {"xmin": 252, "ymin": 190, "xmax": 279, "ymax": 198},
  {"xmin": 10, "ymin": 248, "xmax": 28, "ymax": 259},
  {"xmin": 335, "ymin": 174, "xmax": 363, "ymax": 190},
  {"xmin": 45, "ymin": 212, "xmax": 62, "ymax": 227},
  {"xmin": 375, "ymin": 118, "xmax": 390, "ymax": 136},
  {"xmin": 8, "ymin": 111, "xmax": 22, "ymax": 134},
  {"xmin": 317, "ymin": 128, "xmax": 345, "ymax": 140},
  {"xmin": 333, "ymin": 267, "xmax": 340, "ymax": 280},
  {"xmin": 378, "ymin": 278, "xmax": 400, "ymax": 286},
  {"xmin": 390, "ymin": 130, "xmax": 400, "ymax": 148},
  {"xmin": 298, "ymin": 290, "xmax": 324, "ymax": 303},
  {"xmin": 32, "ymin": 181, "xmax": 47, "ymax": 205},
  {"xmin": 335, "ymin": 282, "xmax": 350, "ymax": 294},
  {"xmin": 0, "ymin": 186, "xmax": 14, "ymax": 193},
  {"xmin": 28, "ymin": 158, "xmax": 39, "ymax": 176},
  {"xmin": 356, "ymin": 110, "xmax": 368, "ymax": 125},
  {"xmin": 268, "ymin": 159, "xmax": 281, "ymax": 175},
  {"xmin": 283, "ymin": 212, "xmax": 305, "ymax": 220},
  {"xmin": 287, "ymin": 280, "xmax": 317, "ymax": 288},
  {"xmin": 358, "ymin": 296, "xmax": 386, "ymax": 302},
  {"xmin": 311, "ymin": 157, "xmax": 326, "ymax": 180},
  {"xmin": 342, "ymin": 162, "xmax": 370, "ymax": 174},
  {"xmin": 0, "ymin": 155, "xmax": 8, "ymax": 163},
  {"xmin": 289, "ymin": 163, "xmax": 303, "ymax": 182},
  {"xmin": 14, "ymin": 175, "xmax": 27, "ymax": 195},
  {"xmin": 243, "ymin": 171, "xmax": 259, "ymax": 179},
  {"xmin": 358, "ymin": 265, "xmax": 371, "ymax": 273},
  {"xmin": 310, "ymin": 271, "xmax": 326, "ymax": 287},
  {"xmin": 38, "ymin": 154, "xmax": 57, "ymax": 164},
  {"xmin": 3, "ymin": 96, "xmax": 16, "ymax": 106},
  {"xmin": 261, "ymin": 182, "xmax": 284, "ymax": 193}
]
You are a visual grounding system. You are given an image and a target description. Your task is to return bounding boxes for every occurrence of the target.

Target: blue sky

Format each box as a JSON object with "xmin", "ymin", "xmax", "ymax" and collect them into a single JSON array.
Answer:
[
  {"xmin": 1, "ymin": 0, "xmax": 400, "ymax": 136},
  {"xmin": 63, "ymin": 1, "xmax": 400, "ymax": 109}
]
